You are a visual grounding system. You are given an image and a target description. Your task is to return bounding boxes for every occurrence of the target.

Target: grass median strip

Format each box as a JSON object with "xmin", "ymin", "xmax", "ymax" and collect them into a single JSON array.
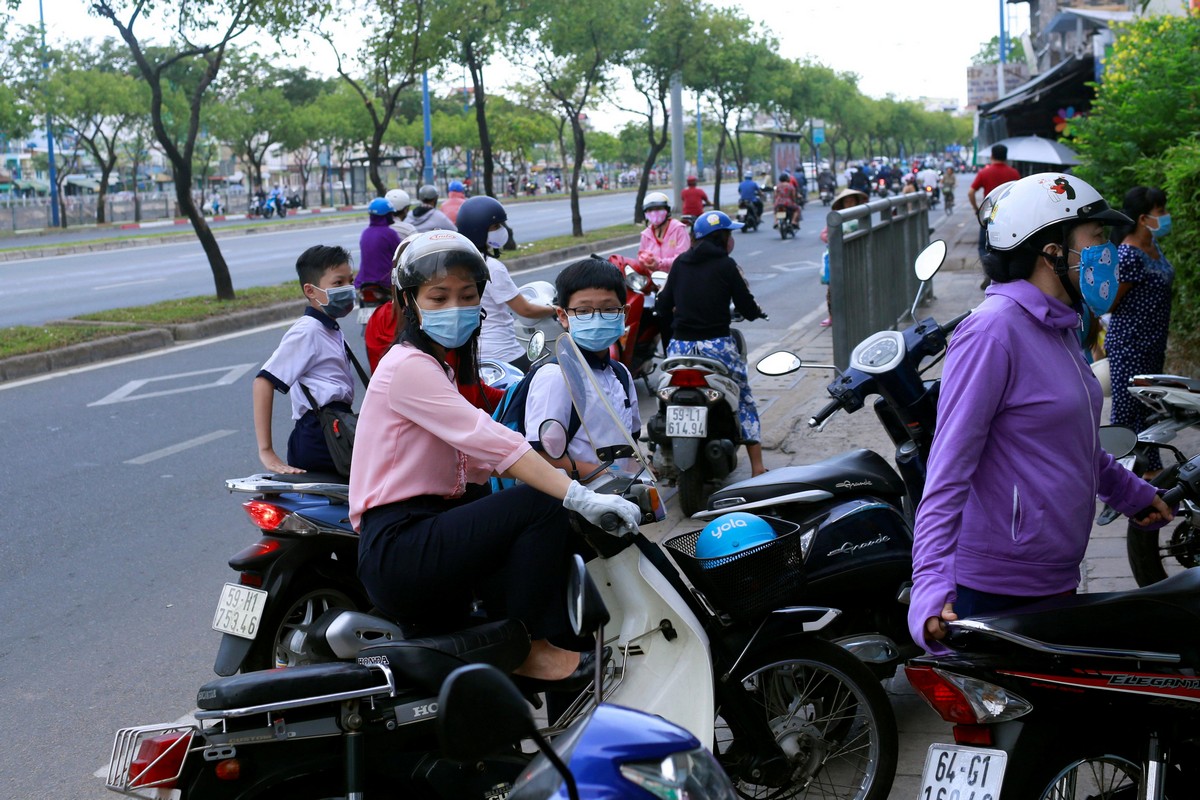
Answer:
[
  {"xmin": 1, "ymin": 324, "xmax": 147, "ymax": 359},
  {"xmin": 78, "ymin": 283, "xmax": 302, "ymax": 325}
]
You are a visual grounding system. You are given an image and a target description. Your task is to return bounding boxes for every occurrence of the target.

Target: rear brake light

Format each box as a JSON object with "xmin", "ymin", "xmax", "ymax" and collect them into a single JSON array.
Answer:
[
  {"xmin": 242, "ymin": 501, "xmax": 319, "ymax": 534},
  {"xmin": 129, "ymin": 731, "xmax": 191, "ymax": 789},
  {"xmin": 244, "ymin": 501, "xmax": 288, "ymax": 531},
  {"xmin": 215, "ymin": 758, "xmax": 242, "ymax": 781},
  {"xmin": 239, "ymin": 571, "xmax": 265, "ymax": 588},
  {"xmin": 905, "ymin": 665, "xmax": 1032, "ymax": 725},
  {"xmin": 669, "ymin": 369, "xmax": 710, "ymax": 388},
  {"xmin": 953, "ymin": 724, "xmax": 994, "ymax": 746}
]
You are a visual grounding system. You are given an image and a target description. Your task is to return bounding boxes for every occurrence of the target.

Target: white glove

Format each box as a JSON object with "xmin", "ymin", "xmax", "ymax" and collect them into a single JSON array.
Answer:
[{"xmin": 563, "ymin": 480, "xmax": 641, "ymax": 532}]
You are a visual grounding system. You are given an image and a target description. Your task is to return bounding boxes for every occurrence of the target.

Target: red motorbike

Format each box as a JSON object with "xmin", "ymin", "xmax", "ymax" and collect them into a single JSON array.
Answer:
[{"xmin": 604, "ymin": 254, "xmax": 667, "ymax": 381}]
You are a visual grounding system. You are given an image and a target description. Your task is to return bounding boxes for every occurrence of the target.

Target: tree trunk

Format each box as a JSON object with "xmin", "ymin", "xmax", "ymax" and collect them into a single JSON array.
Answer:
[
  {"xmin": 173, "ymin": 172, "xmax": 234, "ymax": 299},
  {"xmin": 96, "ymin": 155, "xmax": 117, "ymax": 225},
  {"xmin": 340, "ymin": 164, "xmax": 350, "ymax": 205},
  {"xmin": 466, "ymin": 43, "xmax": 495, "ymax": 198},
  {"xmin": 132, "ymin": 157, "xmax": 142, "ymax": 222},
  {"xmin": 568, "ymin": 115, "xmax": 586, "ymax": 236},
  {"xmin": 633, "ymin": 99, "xmax": 668, "ymax": 224},
  {"xmin": 368, "ymin": 130, "xmax": 386, "ymax": 197},
  {"xmin": 712, "ymin": 125, "xmax": 728, "ymax": 208}
]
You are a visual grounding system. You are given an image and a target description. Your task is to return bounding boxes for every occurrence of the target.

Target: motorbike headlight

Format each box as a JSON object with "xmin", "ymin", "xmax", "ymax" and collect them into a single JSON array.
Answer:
[
  {"xmin": 626, "ymin": 269, "xmax": 649, "ymax": 292},
  {"xmin": 618, "ymin": 747, "xmax": 737, "ymax": 800}
]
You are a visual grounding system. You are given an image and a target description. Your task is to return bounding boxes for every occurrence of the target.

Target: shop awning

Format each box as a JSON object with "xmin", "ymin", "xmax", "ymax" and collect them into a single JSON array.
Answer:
[{"xmin": 66, "ymin": 176, "xmax": 101, "ymax": 192}]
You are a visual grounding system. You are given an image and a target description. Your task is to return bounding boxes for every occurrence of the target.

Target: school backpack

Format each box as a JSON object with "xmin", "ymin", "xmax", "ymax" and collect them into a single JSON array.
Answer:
[{"xmin": 490, "ymin": 356, "xmax": 634, "ymax": 490}]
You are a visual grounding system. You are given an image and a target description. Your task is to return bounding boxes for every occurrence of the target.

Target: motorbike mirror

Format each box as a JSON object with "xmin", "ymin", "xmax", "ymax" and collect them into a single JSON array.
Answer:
[
  {"xmin": 650, "ymin": 270, "xmax": 669, "ymax": 287},
  {"xmin": 914, "ymin": 240, "xmax": 947, "ymax": 282},
  {"xmin": 528, "ymin": 330, "xmax": 546, "ymax": 363},
  {"xmin": 567, "ymin": 553, "xmax": 610, "ymax": 638},
  {"xmin": 1098, "ymin": 425, "xmax": 1138, "ymax": 458},
  {"xmin": 756, "ymin": 351, "xmax": 802, "ymax": 376},
  {"xmin": 538, "ymin": 419, "xmax": 569, "ymax": 460},
  {"xmin": 437, "ymin": 664, "xmax": 537, "ymax": 761}
]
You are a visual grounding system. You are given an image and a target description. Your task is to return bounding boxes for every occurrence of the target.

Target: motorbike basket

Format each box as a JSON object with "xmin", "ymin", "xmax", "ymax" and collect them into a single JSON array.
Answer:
[{"xmin": 664, "ymin": 516, "xmax": 804, "ymax": 622}]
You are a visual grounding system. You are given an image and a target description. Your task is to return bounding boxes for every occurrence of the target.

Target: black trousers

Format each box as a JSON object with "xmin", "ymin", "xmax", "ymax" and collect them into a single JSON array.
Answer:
[
  {"xmin": 358, "ymin": 484, "xmax": 573, "ymax": 640},
  {"xmin": 286, "ymin": 404, "xmax": 350, "ymax": 473}
]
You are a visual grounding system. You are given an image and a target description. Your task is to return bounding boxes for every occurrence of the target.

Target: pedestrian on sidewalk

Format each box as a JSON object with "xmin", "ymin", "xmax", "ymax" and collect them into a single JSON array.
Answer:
[
  {"xmin": 819, "ymin": 188, "xmax": 869, "ymax": 328},
  {"xmin": 1106, "ymin": 185, "xmax": 1174, "ymax": 468},
  {"xmin": 968, "ymin": 144, "xmax": 1021, "ymax": 287},
  {"xmin": 910, "ymin": 173, "xmax": 1171, "ymax": 653}
]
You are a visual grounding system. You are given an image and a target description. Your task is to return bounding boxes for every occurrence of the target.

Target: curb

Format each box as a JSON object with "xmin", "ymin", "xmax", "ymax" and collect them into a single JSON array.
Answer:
[{"xmin": 0, "ymin": 328, "xmax": 176, "ymax": 382}]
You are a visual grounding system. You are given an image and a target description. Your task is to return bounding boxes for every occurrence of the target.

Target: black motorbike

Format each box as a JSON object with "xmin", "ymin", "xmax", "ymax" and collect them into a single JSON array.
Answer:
[
  {"xmin": 285, "ymin": 191, "xmax": 304, "ymax": 210},
  {"xmin": 905, "ymin": 442, "xmax": 1200, "ymax": 800},
  {"xmin": 694, "ymin": 241, "xmax": 957, "ymax": 676},
  {"xmin": 736, "ymin": 197, "xmax": 761, "ymax": 232}
]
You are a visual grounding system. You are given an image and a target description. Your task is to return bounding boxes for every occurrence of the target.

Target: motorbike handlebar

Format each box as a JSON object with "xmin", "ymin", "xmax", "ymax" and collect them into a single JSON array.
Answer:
[
  {"xmin": 941, "ymin": 311, "xmax": 971, "ymax": 336},
  {"xmin": 809, "ymin": 398, "xmax": 841, "ymax": 428},
  {"xmin": 599, "ymin": 512, "xmax": 621, "ymax": 533},
  {"xmin": 1161, "ymin": 485, "xmax": 1186, "ymax": 508}
]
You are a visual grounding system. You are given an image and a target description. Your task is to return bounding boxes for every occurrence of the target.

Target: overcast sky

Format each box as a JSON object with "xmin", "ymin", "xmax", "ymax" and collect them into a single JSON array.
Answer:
[{"xmin": 17, "ymin": 0, "xmax": 1028, "ymax": 127}]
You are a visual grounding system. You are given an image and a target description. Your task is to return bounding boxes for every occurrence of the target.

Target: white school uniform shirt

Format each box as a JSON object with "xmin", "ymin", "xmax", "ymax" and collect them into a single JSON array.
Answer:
[
  {"xmin": 258, "ymin": 307, "xmax": 354, "ymax": 419},
  {"xmin": 522, "ymin": 358, "xmax": 640, "ymax": 466},
  {"xmin": 479, "ymin": 255, "xmax": 524, "ymax": 362}
]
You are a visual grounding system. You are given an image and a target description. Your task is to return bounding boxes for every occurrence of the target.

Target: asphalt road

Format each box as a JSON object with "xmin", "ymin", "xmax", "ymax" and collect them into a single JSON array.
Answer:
[
  {"xmin": 3, "ymin": 186, "xmax": 724, "ymax": 328},
  {"xmin": 0, "ymin": 203, "xmax": 837, "ymax": 797}
]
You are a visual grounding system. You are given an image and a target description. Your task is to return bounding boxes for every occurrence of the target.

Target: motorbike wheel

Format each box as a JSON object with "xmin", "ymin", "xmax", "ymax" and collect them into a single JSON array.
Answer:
[
  {"xmin": 677, "ymin": 467, "xmax": 708, "ymax": 518},
  {"xmin": 1126, "ymin": 518, "xmax": 1200, "ymax": 586},
  {"xmin": 243, "ymin": 582, "xmax": 363, "ymax": 672},
  {"xmin": 779, "ymin": 224, "xmax": 789, "ymax": 241},
  {"xmin": 715, "ymin": 639, "xmax": 898, "ymax": 800},
  {"xmin": 1029, "ymin": 754, "xmax": 1140, "ymax": 800}
]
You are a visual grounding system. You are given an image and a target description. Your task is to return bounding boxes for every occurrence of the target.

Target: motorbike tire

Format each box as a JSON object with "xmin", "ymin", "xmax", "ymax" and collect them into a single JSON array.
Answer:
[
  {"xmin": 715, "ymin": 638, "xmax": 898, "ymax": 800},
  {"xmin": 999, "ymin": 730, "xmax": 1156, "ymax": 800},
  {"xmin": 1126, "ymin": 518, "xmax": 1200, "ymax": 587},
  {"xmin": 677, "ymin": 467, "xmax": 708, "ymax": 518},
  {"xmin": 779, "ymin": 224, "xmax": 789, "ymax": 241},
  {"xmin": 243, "ymin": 581, "xmax": 364, "ymax": 672}
]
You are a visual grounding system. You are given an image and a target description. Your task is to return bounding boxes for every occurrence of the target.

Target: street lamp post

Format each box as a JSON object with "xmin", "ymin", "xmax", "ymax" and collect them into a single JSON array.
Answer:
[
  {"xmin": 38, "ymin": 0, "xmax": 60, "ymax": 227},
  {"xmin": 421, "ymin": 72, "xmax": 434, "ymax": 186}
]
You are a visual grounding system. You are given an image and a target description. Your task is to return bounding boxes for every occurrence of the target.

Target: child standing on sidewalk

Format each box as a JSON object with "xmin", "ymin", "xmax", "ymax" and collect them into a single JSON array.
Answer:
[{"xmin": 253, "ymin": 245, "xmax": 357, "ymax": 474}]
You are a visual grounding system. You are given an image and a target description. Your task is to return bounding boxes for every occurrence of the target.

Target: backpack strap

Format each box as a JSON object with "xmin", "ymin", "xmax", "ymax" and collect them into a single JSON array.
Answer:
[
  {"xmin": 298, "ymin": 383, "xmax": 321, "ymax": 412},
  {"xmin": 344, "ymin": 343, "xmax": 370, "ymax": 388}
]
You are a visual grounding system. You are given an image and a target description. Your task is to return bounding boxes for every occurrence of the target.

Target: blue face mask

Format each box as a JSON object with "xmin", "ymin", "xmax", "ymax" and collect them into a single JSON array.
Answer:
[
  {"xmin": 1071, "ymin": 241, "xmax": 1120, "ymax": 316},
  {"xmin": 314, "ymin": 284, "xmax": 356, "ymax": 319},
  {"xmin": 569, "ymin": 313, "xmax": 626, "ymax": 352},
  {"xmin": 1150, "ymin": 214, "xmax": 1172, "ymax": 239},
  {"xmin": 418, "ymin": 304, "xmax": 481, "ymax": 348}
]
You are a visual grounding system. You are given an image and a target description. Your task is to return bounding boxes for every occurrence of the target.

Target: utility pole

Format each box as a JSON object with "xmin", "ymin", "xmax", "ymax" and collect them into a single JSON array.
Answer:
[
  {"xmin": 998, "ymin": 0, "xmax": 1008, "ymax": 97},
  {"xmin": 422, "ymin": 71, "xmax": 434, "ymax": 186},
  {"xmin": 38, "ymin": 0, "xmax": 60, "ymax": 227},
  {"xmin": 669, "ymin": 72, "xmax": 685, "ymax": 213},
  {"xmin": 695, "ymin": 96, "xmax": 703, "ymax": 180}
]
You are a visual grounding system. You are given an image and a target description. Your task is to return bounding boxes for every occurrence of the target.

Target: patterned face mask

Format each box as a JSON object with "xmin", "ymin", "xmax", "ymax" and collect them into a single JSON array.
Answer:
[{"xmin": 1070, "ymin": 242, "xmax": 1119, "ymax": 316}]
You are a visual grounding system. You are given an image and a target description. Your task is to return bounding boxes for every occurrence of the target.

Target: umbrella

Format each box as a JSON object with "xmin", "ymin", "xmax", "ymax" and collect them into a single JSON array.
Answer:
[{"xmin": 991, "ymin": 135, "xmax": 1080, "ymax": 166}]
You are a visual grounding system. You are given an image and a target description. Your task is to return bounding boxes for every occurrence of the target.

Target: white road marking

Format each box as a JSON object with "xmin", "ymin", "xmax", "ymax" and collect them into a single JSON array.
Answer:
[
  {"xmin": 93, "ymin": 277, "xmax": 167, "ymax": 290},
  {"xmin": 125, "ymin": 429, "xmax": 238, "ymax": 464},
  {"xmin": 89, "ymin": 363, "xmax": 257, "ymax": 406}
]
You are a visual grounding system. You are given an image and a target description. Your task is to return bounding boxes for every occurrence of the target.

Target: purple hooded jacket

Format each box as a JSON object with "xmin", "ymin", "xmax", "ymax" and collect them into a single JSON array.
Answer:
[
  {"xmin": 356, "ymin": 214, "xmax": 402, "ymax": 290},
  {"xmin": 908, "ymin": 280, "xmax": 1157, "ymax": 652}
]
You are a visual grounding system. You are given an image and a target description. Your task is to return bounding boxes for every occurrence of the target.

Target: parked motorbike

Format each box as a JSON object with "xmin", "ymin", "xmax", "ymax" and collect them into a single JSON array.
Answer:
[
  {"xmin": 905, "ymin": 443, "xmax": 1200, "ymax": 800},
  {"xmin": 212, "ymin": 360, "xmax": 526, "ymax": 677},
  {"xmin": 107, "ymin": 334, "xmax": 898, "ymax": 800},
  {"xmin": 773, "ymin": 205, "xmax": 796, "ymax": 239},
  {"xmin": 285, "ymin": 191, "xmax": 304, "ymax": 210},
  {"xmin": 247, "ymin": 195, "xmax": 268, "ymax": 219},
  {"xmin": 736, "ymin": 198, "xmax": 762, "ymax": 232},
  {"xmin": 692, "ymin": 241, "xmax": 957, "ymax": 676},
  {"xmin": 1098, "ymin": 373, "xmax": 1200, "ymax": 586}
]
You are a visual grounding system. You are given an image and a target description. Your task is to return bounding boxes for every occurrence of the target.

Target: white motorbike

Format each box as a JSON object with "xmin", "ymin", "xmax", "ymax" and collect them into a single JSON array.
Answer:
[{"xmin": 514, "ymin": 280, "xmax": 565, "ymax": 353}]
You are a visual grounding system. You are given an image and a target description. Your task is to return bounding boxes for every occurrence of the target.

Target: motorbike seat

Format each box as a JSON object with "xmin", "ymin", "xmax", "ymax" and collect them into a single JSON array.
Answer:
[
  {"xmin": 269, "ymin": 471, "xmax": 347, "ymax": 486},
  {"xmin": 966, "ymin": 569, "xmax": 1200, "ymax": 665},
  {"xmin": 707, "ymin": 449, "xmax": 905, "ymax": 511},
  {"xmin": 196, "ymin": 661, "xmax": 385, "ymax": 711},
  {"xmin": 354, "ymin": 618, "xmax": 532, "ymax": 696}
]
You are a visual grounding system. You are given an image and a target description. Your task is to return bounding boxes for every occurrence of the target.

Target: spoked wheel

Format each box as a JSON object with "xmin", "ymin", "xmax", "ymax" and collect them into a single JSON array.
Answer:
[
  {"xmin": 1036, "ymin": 754, "xmax": 1140, "ymax": 799},
  {"xmin": 1126, "ymin": 517, "xmax": 1200, "ymax": 586},
  {"xmin": 244, "ymin": 584, "xmax": 362, "ymax": 671},
  {"xmin": 715, "ymin": 640, "xmax": 898, "ymax": 800}
]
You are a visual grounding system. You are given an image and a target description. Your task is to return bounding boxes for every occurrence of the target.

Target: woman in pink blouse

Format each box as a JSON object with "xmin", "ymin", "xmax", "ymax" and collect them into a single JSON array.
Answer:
[{"xmin": 349, "ymin": 231, "xmax": 639, "ymax": 686}]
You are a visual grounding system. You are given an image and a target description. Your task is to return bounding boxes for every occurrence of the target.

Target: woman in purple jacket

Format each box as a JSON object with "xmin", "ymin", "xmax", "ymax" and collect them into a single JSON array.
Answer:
[{"xmin": 911, "ymin": 173, "xmax": 1173, "ymax": 652}]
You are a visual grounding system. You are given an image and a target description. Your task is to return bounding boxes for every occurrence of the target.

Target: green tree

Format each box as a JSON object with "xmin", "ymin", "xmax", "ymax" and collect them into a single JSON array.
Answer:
[
  {"xmin": 507, "ymin": 0, "xmax": 646, "ymax": 235},
  {"xmin": 971, "ymin": 36, "xmax": 1026, "ymax": 66},
  {"xmin": 90, "ymin": 0, "xmax": 310, "ymax": 300},
  {"xmin": 210, "ymin": 55, "xmax": 294, "ymax": 192}
]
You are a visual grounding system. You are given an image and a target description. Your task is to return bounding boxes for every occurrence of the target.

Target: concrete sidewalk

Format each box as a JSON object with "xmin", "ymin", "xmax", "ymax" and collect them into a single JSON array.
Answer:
[{"xmin": 652, "ymin": 204, "xmax": 1144, "ymax": 798}]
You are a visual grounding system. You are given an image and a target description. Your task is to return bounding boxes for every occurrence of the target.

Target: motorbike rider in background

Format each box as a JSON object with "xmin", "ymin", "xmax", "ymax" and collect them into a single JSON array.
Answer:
[
  {"xmin": 680, "ymin": 175, "xmax": 710, "ymax": 219},
  {"xmin": 773, "ymin": 173, "xmax": 800, "ymax": 230},
  {"xmin": 639, "ymin": 191, "xmax": 691, "ymax": 272},
  {"xmin": 737, "ymin": 171, "xmax": 764, "ymax": 225},
  {"xmin": 356, "ymin": 198, "xmax": 403, "ymax": 295},
  {"xmin": 410, "ymin": 184, "xmax": 457, "ymax": 233},
  {"xmin": 456, "ymin": 195, "xmax": 556, "ymax": 371},
  {"xmin": 441, "ymin": 180, "xmax": 468, "ymax": 224},
  {"xmin": 657, "ymin": 210, "xmax": 769, "ymax": 477},
  {"xmin": 910, "ymin": 173, "xmax": 1172, "ymax": 653}
]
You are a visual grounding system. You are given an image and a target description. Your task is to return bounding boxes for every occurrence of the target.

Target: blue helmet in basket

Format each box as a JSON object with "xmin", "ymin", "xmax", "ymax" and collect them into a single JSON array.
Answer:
[{"xmin": 696, "ymin": 512, "xmax": 776, "ymax": 561}]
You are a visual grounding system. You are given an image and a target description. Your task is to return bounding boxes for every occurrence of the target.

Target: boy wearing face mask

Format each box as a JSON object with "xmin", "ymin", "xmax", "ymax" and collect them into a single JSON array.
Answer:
[
  {"xmin": 253, "ymin": 245, "xmax": 358, "ymax": 474},
  {"xmin": 522, "ymin": 258, "xmax": 639, "ymax": 479}
]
